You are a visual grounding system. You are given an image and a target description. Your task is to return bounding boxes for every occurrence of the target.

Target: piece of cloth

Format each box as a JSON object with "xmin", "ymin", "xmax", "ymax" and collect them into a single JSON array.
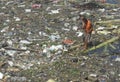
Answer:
[{"xmin": 84, "ymin": 19, "xmax": 93, "ymax": 34}]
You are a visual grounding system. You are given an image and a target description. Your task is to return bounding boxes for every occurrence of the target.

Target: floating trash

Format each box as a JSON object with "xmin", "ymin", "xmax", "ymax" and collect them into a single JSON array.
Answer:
[
  {"xmin": 47, "ymin": 79, "xmax": 56, "ymax": 82},
  {"xmin": 49, "ymin": 34, "xmax": 61, "ymax": 42},
  {"xmin": 5, "ymin": 50, "xmax": 17, "ymax": 57},
  {"xmin": 62, "ymin": 39, "xmax": 74, "ymax": 46},
  {"xmin": 115, "ymin": 57, "xmax": 120, "ymax": 62},
  {"xmin": 80, "ymin": 11, "xmax": 90, "ymax": 16},
  {"xmin": 97, "ymin": 30, "xmax": 111, "ymax": 35},
  {"xmin": 64, "ymin": 23, "xmax": 70, "ymax": 27},
  {"xmin": 48, "ymin": 9, "xmax": 60, "ymax": 14},
  {"xmin": 14, "ymin": 17, "xmax": 21, "ymax": 21},
  {"xmin": 89, "ymin": 74, "xmax": 97, "ymax": 77},
  {"xmin": 18, "ymin": 5, "xmax": 25, "ymax": 8},
  {"xmin": 49, "ymin": 45, "xmax": 63, "ymax": 51},
  {"xmin": 32, "ymin": 4, "xmax": 42, "ymax": 9},
  {"xmin": 98, "ymin": 8, "xmax": 105, "ymax": 12},
  {"xmin": 19, "ymin": 40, "xmax": 32, "ymax": 44},
  {"xmin": 7, "ymin": 61, "xmax": 14, "ymax": 67},
  {"xmin": 1, "ymin": 26, "xmax": 9, "ymax": 33},
  {"xmin": 76, "ymin": 31, "xmax": 83, "ymax": 37},
  {"xmin": 72, "ymin": 26, "xmax": 78, "ymax": 31},
  {"xmin": 7, "ymin": 40, "xmax": 13, "ymax": 46},
  {"xmin": 0, "ymin": 72, "xmax": 4, "ymax": 79},
  {"xmin": 25, "ymin": 9, "xmax": 31, "ymax": 13},
  {"xmin": 97, "ymin": 26, "xmax": 105, "ymax": 30}
]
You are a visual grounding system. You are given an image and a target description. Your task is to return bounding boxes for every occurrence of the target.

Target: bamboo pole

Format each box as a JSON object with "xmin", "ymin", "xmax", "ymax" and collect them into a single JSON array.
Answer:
[
  {"xmin": 69, "ymin": 36, "xmax": 119, "ymax": 54},
  {"xmin": 83, "ymin": 36, "xmax": 119, "ymax": 53},
  {"xmin": 96, "ymin": 19, "xmax": 120, "ymax": 24}
]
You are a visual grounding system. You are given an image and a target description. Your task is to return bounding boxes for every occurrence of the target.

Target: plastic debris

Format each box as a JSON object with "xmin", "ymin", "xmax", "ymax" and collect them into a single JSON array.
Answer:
[
  {"xmin": 89, "ymin": 74, "xmax": 97, "ymax": 77},
  {"xmin": 32, "ymin": 4, "xmax": 42, "ymax": 9},
  {"xmin": 47, "ymin": 79, "xmax": 56, "ymax": 82},
  {"xmin": 80, "ymin": 11, "xmax": 90, "ymax": 16},
  {"xmin": 49, "ymin": 45, "xmax": 63, "ymax": 51},
  {"xmin": 19, "ymin": 40, "xmax": 32, "ymax": 44},
  {"xmin": 7, "ymin": 61, "xmax": 14, "ymax": 67},
  {"xmin": 64, "ymin": 23, "xmax": 70, "ymax": 27},
  {"xmin": 5, "ymin": 50, "xmax": 17, "ymax": 57},
  {"xmin": 111, "ymin": 25, "xmax": 118, "ymax": 29},
  {"xmin": 7, "ymin": 76, "xmax": 27, "ymax": 82},
  {"xmin": 97, "ymin": 30, "xmax": 111, "ymax": 35},
  {"xmin": 115, "ymin": 57, "xmax": 120, "ymax": 62},
  {"xmin": 7, "ymin": 40, "xmax": 13, "ymax": 46},
  {"xmin": 39, "ymin": 31, "xmax": 48, "ymax": 36},
  {"xmin": 0, "ymin": 72, "xmax": 4, "ymax": 79},
  {"xmin": 97, "ymin": 26, "xmax": 105, "ymax": 30},
  {"xmin": 25, "ymin": 9, "xmax": 31, "ymax": 13},
  {"xmin": 49, "ymin": 34, "xmax": 61, "ymax": 42},
  {"xmin": 98, "ymin": 8, "xmax": 105, "ymax": 12},
  {"xmin": 76, "ymin": 31, "xmax": 83, "ymax": 37},
  {"xmin": 72, "ymin": 26, "xmax": 78, "ymax": 31},
  {"xmin": 62, "ymin": 39, "xmax": 74, "ymax": 45},
  {"xmin": 14, "ymin": 17, "xmax": 21, "ymax": 21},
  {"xmin": 1, "ymin": 26, "xmax": 9, "ymax": 33},
  {"xmin": 18, "ymin": 5, "xmax": 25, "ymax": 8},
  {"xmin": 6, "ymin": 1, "xmax": 14, "ymax": 5},
  {"xmin": 48, "ymin": 9, "xmax": 60, "ymax": 14}
]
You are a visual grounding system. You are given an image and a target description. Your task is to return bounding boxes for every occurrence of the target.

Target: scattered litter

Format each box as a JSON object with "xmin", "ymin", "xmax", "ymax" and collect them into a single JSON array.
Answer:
[{"xmin": 0, "ymin": 1, "xmax": 119, "ymax": 82}]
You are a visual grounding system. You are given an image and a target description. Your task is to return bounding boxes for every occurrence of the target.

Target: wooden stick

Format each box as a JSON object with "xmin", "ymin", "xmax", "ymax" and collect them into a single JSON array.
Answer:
[{"xmin": 2, "ymin": 47, "xmax": 40, "ymax": 52}]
